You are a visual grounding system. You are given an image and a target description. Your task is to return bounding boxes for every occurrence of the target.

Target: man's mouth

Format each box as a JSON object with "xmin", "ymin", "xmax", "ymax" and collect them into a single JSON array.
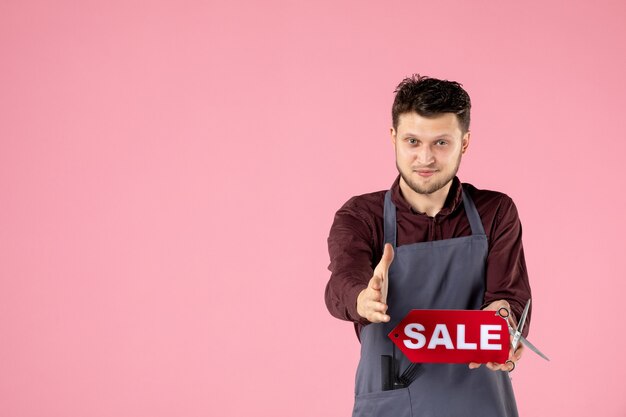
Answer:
[{"xmin": 414, "ymin": 169, "xmax": 437, "ymax": 177}]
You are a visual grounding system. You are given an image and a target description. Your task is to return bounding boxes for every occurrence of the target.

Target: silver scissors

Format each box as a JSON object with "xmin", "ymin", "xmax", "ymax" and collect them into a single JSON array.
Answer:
[{"xmin": 497, "ymin": 299, "xmax": 550, "ymax": 362}]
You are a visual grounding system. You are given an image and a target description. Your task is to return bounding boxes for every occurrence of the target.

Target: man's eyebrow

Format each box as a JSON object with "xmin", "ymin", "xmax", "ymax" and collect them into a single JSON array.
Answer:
[{"xmin": 401, "ymin": 133, "xmax": 453, "ymax": 138}]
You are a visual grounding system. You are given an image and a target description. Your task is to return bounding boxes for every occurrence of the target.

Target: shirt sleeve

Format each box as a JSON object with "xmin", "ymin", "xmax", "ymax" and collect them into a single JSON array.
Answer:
[
  {"xmin": 324, "ymin": 200, "xmax": 376, "ymax": 326},
  {"xmin": 482, "ymin": 195, "xmax": 533, "ymax": 337}
]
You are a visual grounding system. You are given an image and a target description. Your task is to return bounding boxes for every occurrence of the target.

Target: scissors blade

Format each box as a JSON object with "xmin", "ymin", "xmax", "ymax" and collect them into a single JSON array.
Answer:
[
  {"xmin": 507, "ymin": 327, "xmax": 550, "ymax": 361},
  {"xmin": 520, "ymin": 335, "xmax": 550, "ymax": 361},
  {"xmin": 511, "ymin": 299, "xmax": 531, "ymax": 350}
]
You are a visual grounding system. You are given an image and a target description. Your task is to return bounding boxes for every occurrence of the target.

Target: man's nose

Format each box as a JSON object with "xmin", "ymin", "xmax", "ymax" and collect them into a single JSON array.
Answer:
[{"xmin": 416, "ymin": 145, "xmax": 435, "ymax": 165}]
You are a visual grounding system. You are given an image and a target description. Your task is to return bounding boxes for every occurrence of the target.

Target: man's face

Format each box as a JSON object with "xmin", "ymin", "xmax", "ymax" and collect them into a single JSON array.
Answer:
[{"xmin": 391, "ymin": 112, "xmax": 470, "ymax": 195}]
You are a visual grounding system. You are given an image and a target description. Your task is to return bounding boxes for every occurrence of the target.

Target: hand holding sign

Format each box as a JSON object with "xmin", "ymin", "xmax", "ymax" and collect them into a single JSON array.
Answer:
[
  {"xmin": 357, "ymin": 243, "xmax": 394, "ymax": 323},
  {"xmin": 468, "ymin": 299, "xmax": 524, "ymax": 372}
]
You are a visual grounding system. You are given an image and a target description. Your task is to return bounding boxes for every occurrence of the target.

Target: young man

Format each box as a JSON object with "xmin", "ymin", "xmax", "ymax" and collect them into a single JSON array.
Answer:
[{"xmin": 325, "ymin": 74, "xmax": 531, "ymax": 417}]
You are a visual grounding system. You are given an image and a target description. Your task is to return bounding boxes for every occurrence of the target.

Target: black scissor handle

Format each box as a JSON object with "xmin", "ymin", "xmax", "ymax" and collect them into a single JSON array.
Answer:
[
  {"xmin": 505, "ymin": 359, "xmax": 515, "ymax": 372},
  {"xmin": 497, "ymin": 307, "xmax": 510, "ymax": 319}
]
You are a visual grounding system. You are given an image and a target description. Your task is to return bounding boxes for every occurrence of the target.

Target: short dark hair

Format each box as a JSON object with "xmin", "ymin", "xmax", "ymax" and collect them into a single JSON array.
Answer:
[{"xmin": 392, "ymin": 74, "xmax": 471, "ymax": 134}]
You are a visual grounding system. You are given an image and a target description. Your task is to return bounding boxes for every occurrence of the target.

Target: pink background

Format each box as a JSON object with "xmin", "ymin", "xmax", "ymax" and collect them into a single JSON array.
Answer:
[{"xmin": 1, "ymin": 1, "xmax": 625, "ymax": 416}]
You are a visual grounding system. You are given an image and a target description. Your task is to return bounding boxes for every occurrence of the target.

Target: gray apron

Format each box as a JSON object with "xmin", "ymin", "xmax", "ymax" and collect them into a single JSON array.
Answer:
[{"xmin": 352, "ymin": 185, "xmax": 518, "ymax": 417}]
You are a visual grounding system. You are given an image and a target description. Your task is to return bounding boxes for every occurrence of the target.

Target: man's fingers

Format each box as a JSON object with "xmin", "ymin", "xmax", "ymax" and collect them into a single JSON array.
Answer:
[
  {"xmin": 357, "ymin": 282, "xmax": 390, "ymax": 322},
  {"xmin": 513, "ymin": 343, "xmax": 524, "ymax": 361},
  {"xmin": 367, "ymin": 300, "xmax": 387, "ymax": 313},
  {"xmin": 482, "ymin": 299, "xmax": 511, "ymax": 313},
  {"xmin": 469, "ymin": 362, "xmax": 509, "ymax": 372},
  {"xmin": 471, "ymin": 360, "xmax": 516, "ymax": 372},
  {"xmin": 485, "ymin": 362, "xmax": 504, "ymax": 371},
  {"xmin": 369, "ymin": 312, "xmax": 391, "ymax": 323}
]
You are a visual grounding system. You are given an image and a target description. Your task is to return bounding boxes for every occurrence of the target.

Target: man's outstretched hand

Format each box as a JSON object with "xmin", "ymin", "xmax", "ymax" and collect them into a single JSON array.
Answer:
[{"xmin": 356, "ymin": 243, "xmax": 394, "ymax": 323}]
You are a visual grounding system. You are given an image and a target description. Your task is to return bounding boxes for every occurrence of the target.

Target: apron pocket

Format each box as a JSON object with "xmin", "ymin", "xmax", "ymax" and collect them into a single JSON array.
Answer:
[{"xmin": 352, "ymin": 387, "xmax": 412, "ymax": 417}]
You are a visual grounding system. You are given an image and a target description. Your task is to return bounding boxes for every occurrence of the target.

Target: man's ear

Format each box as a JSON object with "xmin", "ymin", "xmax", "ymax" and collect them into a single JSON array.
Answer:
[
  {"xmin": 390, "ymin": 127, "xmax": 396, "ymax": 146},
  {"xmin": 461, "ymin": 131, "xmax": 471, "ymax": 154}
]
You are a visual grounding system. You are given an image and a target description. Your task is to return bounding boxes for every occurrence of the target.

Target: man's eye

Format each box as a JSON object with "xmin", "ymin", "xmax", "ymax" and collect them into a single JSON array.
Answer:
[
  {"xmin": 407, "ymin": 138, "xmax": 417, "ymax": 144},
  {"xmin": 437, "ymin": 140, "xmax": 448, "ymax": 145}
]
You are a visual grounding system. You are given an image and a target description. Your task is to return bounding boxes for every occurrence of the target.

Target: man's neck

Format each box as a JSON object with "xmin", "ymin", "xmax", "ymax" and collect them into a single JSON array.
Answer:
[{"xmin": 399, "ymin": 177, "xmax": 454, "ymax": 218}]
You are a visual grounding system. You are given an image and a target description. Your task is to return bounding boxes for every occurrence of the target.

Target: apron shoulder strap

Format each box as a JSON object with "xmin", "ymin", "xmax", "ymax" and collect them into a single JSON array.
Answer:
[
  {"xmin": 383, "ymin": 190, "xmax": 396, "ymax": 247},
  {"xmin": 461, "ymin": 184, "xmax": 486, "ymax": 236}
]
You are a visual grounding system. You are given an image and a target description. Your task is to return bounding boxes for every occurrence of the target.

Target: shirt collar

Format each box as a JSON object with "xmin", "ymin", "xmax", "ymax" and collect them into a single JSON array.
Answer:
[{"xmin": 390, "ymin": 174, "xmax": 463, "ymax": 218}]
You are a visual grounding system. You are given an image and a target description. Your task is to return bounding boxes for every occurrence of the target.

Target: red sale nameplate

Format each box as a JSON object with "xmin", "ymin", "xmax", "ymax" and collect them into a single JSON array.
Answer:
[{"xmin": 388, "ymin": 310, "xmax": 509, "ymax": 364}]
